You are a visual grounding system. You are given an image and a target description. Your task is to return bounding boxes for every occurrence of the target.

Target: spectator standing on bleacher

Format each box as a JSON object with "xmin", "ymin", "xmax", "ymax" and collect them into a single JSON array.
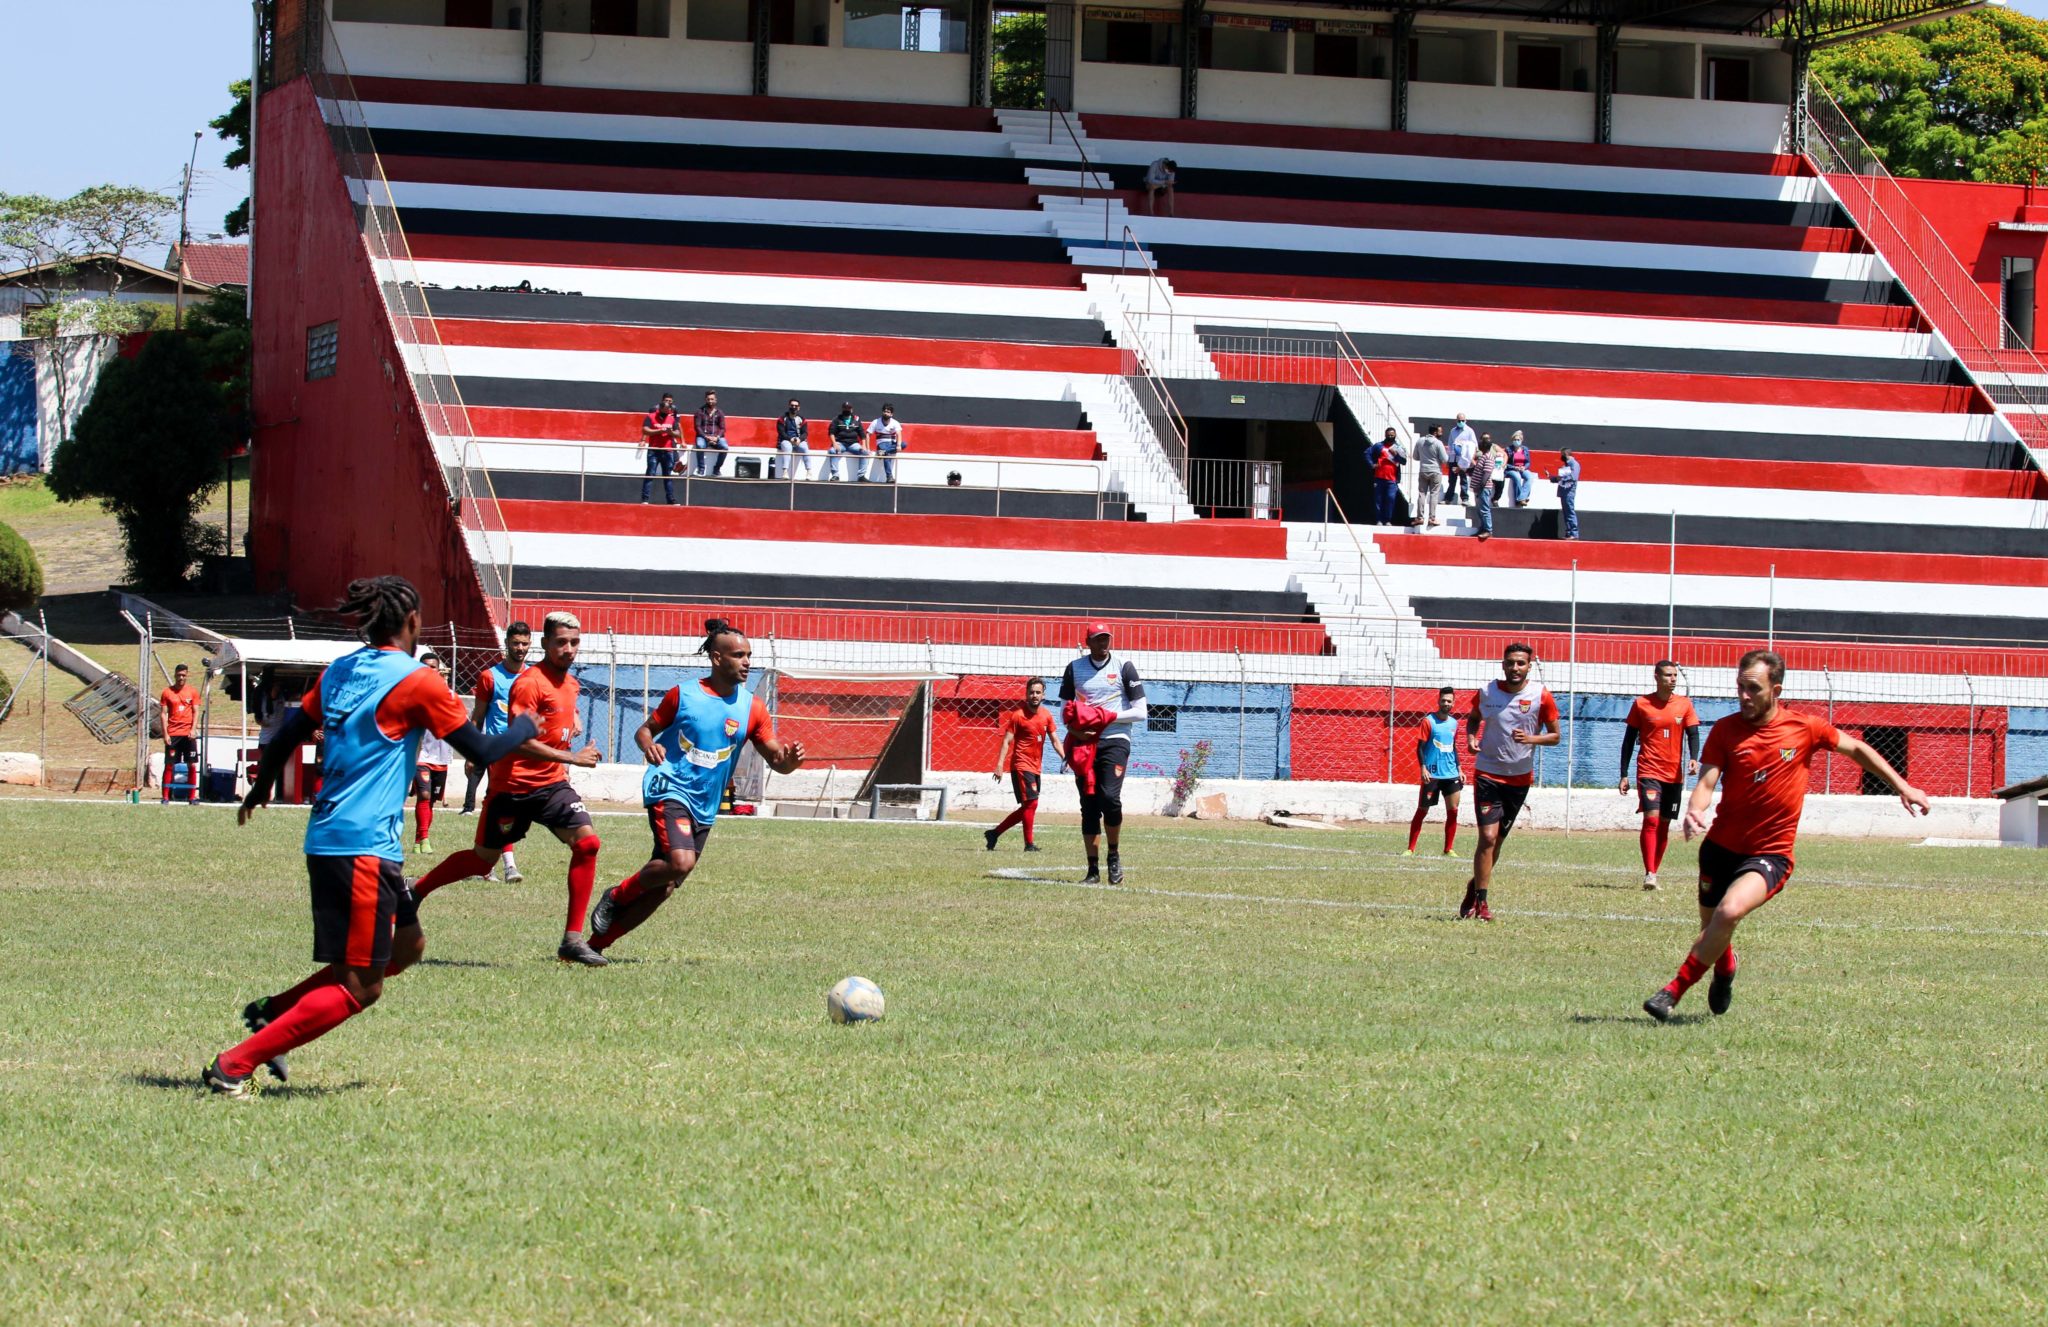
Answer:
[
  {"xmin": 1413, "ymin": 426, "xmax": 1449, "ymax": 529},
  {"xmin": 823, "ymin": 402, "xmax": 865, "ymax": 482},
  {"xmin": 1471, "ymin": 434, "xmax": 1497, "ymax": 542},
  {"xmin": 775, "ymin": 398, "xmax": 810, "ymax": 480},
  {"xmin": 867, "ymin": 404, "xmax": 904, "ymax": 483},
  {"xmin": 1369, "ymin": 427, "xmax": 1406, "ymax": 526},
  {"xmin": 640, "ymin": 393, "xmax": 681, "ymax": 504},
  {"xmin": 1144, "ymin": 158, "xmax": 1178, "ymax": 217},
  {"xmin": 692, "ymin": 390, "xmax": 729, "ymax": 477},
  {"xmin": 1505, "ymin": 431, "xmax": 1534, "ymax": 508},
  {"xmin": 1551, "ymin": 449, "xmax": 1581, "ymax": 540},
  {"xmin": 1446, "ymin": 415, "xmax": 1477, "ymax": 504}
]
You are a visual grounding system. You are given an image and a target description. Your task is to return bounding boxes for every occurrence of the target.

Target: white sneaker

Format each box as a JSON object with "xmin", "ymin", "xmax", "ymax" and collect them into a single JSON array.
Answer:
[
  {"xmin": 1644, "ymin": 871, "xmax": 1659, "ymax": 891},
  {"xmin": 503, "ymin": 862, "xmax": 524, "ymax": 884}
]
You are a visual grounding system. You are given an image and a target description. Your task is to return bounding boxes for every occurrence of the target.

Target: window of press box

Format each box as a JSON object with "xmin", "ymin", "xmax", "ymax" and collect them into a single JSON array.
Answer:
[
  {"xmin": 1293, "ymin": 31, "xmax": 1394, "ymax": 81},
  {"xmin": 1196, "ymin": 23, "xmax": 1287, "ymax": 74},
  {"xmin": 1082, "ymin": 17, "xmax": 1180, "ymax": 66},
  {"xmin": 305, "ymin": 322, "xmax": 339, "ymax": 381},
  {"xmin": 692, "ymin": 0, "xmax": 830, "ymax": 44},
  {"xmin": 845, "ymin": 0, "xmax": 972, "ymax": 52},
  {"xmin": 1147, "ymin": 705, "xmax": 1178, "ymax": 733}
]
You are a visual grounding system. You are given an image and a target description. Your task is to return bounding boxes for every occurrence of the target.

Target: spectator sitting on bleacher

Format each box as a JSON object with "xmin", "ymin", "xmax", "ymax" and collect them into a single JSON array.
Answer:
[
  {"xmin": 692, "ymin": 390, "xmax": 729, "ymax": 477},
  {"xmin": 867, "ymin": 405, "xmax": 904, "ymax": 483},
  {"xmin": 1144, "ymin": 158, "xmax": 1178, "ymax": 217},
  {"xmin": 1505, "ymin": 431, "xmax": 1534, "ymax": 508},
  {"xmin": 823, "ymin": 402, "xmax": 865, "ymax": 482},
  {"xmin": 775, "ymin": 398, "xmax": 810, "ymax": 480},
  {"xmin": 640, "ymin": 392, "xmax": 680, "ymax": 504}
]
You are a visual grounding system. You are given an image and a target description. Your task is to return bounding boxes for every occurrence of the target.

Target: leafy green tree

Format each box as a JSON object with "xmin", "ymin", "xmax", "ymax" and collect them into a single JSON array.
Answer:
[
  {"xmin": 1815, "ymin": 10, "xmax": 2048, "ymax": 182},
  {"xmin": 186, "ymin": 287, "xmax": 252, "ymax": 439},
  {"xmin": 992, "ymin": 12, "xmax": 1047, "ymax": 111},
  {"xmin": 0, "ymin": 520, "xmax": 42, "ymax": 614},
  {"xmin": 48, "ymin": 334, "xmax": 230, "ymax": 589},
  {"xmin": 211, "ymin": 80, "xmax": 251, "ymax": 238}
]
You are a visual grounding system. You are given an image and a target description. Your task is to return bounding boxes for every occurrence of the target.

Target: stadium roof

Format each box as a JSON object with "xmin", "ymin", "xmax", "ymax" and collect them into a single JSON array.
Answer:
[{"xmin": 1313, "ymin": 0, "xmax": 1991, "ymax": 43}]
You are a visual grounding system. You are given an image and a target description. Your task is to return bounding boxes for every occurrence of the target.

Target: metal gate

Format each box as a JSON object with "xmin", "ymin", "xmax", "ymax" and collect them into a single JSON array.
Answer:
[{"xmin": 1044, "ymin": 0, "xmax": 1075, "ymax": 111}]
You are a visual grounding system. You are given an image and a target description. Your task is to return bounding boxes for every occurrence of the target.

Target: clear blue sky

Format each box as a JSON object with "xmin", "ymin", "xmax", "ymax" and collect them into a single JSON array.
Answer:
[{"xmin": 9, "ymin": 0, "xmax": 254, "ymax": 251}]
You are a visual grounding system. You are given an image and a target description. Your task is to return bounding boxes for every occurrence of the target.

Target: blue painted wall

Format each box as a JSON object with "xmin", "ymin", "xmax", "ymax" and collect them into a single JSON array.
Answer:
[
  {"xmin": 2009, "ymin": 708, "xmax": 2048, "ymax": 788},
  {"xmin": 0, "ymin": 344, "xmax": 37, "ymax": 475}
]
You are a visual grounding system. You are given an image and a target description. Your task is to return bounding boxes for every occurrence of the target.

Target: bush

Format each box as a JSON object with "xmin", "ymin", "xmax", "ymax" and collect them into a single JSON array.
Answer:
[{"xmin": 0, "ymin": 520, "xmax": 42, "ymax": 615}]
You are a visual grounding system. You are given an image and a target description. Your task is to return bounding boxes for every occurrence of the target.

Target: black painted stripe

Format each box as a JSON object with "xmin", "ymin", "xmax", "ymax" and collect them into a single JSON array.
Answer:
[
  {"xmin": 372, "ymin": 127, "xmax": 1029, "ymax": 184},
  {"xmin": 455, "ymin": 376, "xmax": 1091, "ymax": 430},
  {"xmin": 1410, "ymin": 596, "xmax": 2041, "ymax": 648},
  {"xmin": 1410, "ymin": 420, "xmax": 2026, "ymax": 472},
  {"xmin": 1475, "ymin": 506, "xmax": 2048, "ymax": 559},
  {"xmin": 492, "ymin": 469, "xmax": 1114, "ymax": 521}
]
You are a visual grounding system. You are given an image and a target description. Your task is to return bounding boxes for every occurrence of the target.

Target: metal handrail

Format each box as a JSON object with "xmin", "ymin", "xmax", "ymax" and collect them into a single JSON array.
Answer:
[
  {"xmin": 1117, "ymin": 223, "xmax": 1176, "ymax": 320},
  {"xmin": 1047, "ymin": 102, "xmax": 1114, "ymax": 246},
  {"xmin": 1320, "ymin": 487, "xmax": 1403, "ymax": 621}
]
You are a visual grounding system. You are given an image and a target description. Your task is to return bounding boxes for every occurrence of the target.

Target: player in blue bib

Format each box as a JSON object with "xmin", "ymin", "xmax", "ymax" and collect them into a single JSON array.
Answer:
[
  {"xmin": 588, "ymin": 619, "xmax": 805, "ymax": 955},
  {"xmin": 1405, "ymin": 686, "xmax": 1466, "ymax": 857},
  {"xmin": 459, "ymin": 620, "xmax": 532, "ymax": 882},
  {"xmin": 203, "ymin": 577, "xmax": 536, "ymax": 1097}
]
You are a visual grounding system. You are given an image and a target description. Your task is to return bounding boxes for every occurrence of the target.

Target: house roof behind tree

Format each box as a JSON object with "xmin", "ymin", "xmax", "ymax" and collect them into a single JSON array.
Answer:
[{"xmin": 168, "ymin": 242, "xmax": 248, "ymax": 290}]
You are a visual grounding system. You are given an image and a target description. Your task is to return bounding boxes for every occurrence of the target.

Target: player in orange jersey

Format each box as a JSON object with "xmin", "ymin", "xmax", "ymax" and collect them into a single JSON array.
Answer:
[
  {"xmin": 986, "ymin": 677, "xmax": 1057, "ymax": 853},
  {"xmin": 1642, "ymin": 649, "xmax": 1928, "ymax": 1022},
  {"xmin": 1620, "ymin": 660, "xmax": 1701, "ymax": 891}
]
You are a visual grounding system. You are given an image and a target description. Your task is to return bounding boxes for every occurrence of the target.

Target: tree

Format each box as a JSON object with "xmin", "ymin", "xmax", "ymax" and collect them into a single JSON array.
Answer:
[
  {"xmin": 48, "ymin": 333, "xmax": 230, "ymax": 589},
  {"xmin": 0, "ymin": 187, "xmax": 177, "ymax": 457},
  {"xmin": 211, "ymin": 79, "xmax": 251, "ymax": 239},
  {"xmin": 1815, "ymin": 10, "xmax": 2048, "ymax": 183},
  {"xmin": 0, "ymin": 520, "xmax": 41, "ymax": 614},
  {"xmin": 992, "ymin": 11, "xmax": 1047, "ymax": 111}
]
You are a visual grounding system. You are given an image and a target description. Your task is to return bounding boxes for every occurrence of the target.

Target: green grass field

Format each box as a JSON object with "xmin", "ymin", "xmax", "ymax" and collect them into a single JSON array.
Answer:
[{"xmin": 1, "ymin": 800, "xmax": 2042, "ymax": 1325}]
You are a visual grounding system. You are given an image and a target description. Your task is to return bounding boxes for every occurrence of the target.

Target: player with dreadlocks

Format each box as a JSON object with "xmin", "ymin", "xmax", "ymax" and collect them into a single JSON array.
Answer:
[
  {"xmin": 586, "ymin": 619, "xmax": 805, "ymax": 955},
  {"xmin": 204, "ymin": 577, "xmax": 537, "ymax": 1096}
]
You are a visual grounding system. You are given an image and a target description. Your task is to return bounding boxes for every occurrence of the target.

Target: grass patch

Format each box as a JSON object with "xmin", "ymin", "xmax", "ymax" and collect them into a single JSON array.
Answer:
[{"xmin": 0, "ymin": 805, "xmax": 2041, "ymax": 1324}]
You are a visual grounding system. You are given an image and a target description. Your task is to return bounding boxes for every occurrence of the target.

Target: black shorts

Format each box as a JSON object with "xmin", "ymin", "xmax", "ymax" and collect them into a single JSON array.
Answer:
[
  {"xmin": 1636, "ymin": 777, "xmax": 1682, "ymax": 820},
  {"xmin": 477, "ymin": 782, "xmax": 592, "ymax": 851},
  {"xmin": 1473, "ymin": 775, "xmax": 1529, "ymax": 832},
  {"xmin": 164, "ymin": 735, "xmax": 198, "ymax": 766},
  {"xmin": 1697, "ymin": 838, "xmax": 1793, "ymax": 909},
  {"xmin": 1078, "ymin": 746, "xmax": 1127, "ymax": 803},
  {"xmin": 1010, "ymin": 771, "xmax": 1042, "ymax": 805},
  {"xmin": 648, "ymin": 800, "xmax": 713, "ymax": 861},
  {"xmin": 1421, "ymin": 776, "xmax": 1463, "ymax": 808},
  {"xmin": 309, "ymin": 854, "xmax": 414, "ymax": 967},
  {"xmin": 414, "ymin": 767, "xmax": 448, "ymax": 803}
]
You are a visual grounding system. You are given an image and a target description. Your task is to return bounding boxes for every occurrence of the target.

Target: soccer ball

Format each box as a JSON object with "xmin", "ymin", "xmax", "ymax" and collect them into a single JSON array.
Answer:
[{"xmin": 827, "ymin": 976, "xmax": 885, "ymax": 1024}]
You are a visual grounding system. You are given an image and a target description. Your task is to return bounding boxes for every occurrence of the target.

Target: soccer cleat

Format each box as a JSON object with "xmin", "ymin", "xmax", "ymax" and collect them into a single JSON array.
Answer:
[
  {"xmin": 202, "ymin": 1057, "xmax": 253, "ymax": 1098},
  {"xmin": 1023, "ymin": 842, "xmax": 1042, "ymax": 853},
  {"xmin": 557, "ymin": 938, "xmax": 609, "ymax": 967},
  {"xmin": 984, "ymin": 827, "xmax": 999, "ymax": 852},
  {"xmin": 1644, "ymin": 871, "xmax": 1660, "ymax": 891},
  {"xmin": 1107, "ymin": 853, "xmax": 1123, "ymax": 885},
  {"xmin": 1458, "ymin": 879, "xmax": 1478, "ymax": 919},
  {"xmin": 1441, "ymin": 848, "xmax": 1456, "ymax": 857},
  {"xmin": 1401, "ymin": 848, "xmax": 1416, "ymax": 857},
  {"xmin": 417, "ymin": 839, "xmax": 432, "ymax": 856},
  {"xmin": 588, "ymin": 886, "xmax": 618, "ymax": 941},
  {"xmin": 1643, "ymin": 989, "xmax": 1677, "ymax": 1022},
  {"xmin": 240, "ymin": 1000, "xmax": 289, "ymax": 1083},
  {"xmin": 1473, "ymin": 901, "xmax": 1494, "ymax": 922},
  {"xmin": 1708, "ymin": 965, "xmax": 1736, "ymax": 1016},
  {"xmin": 1082, "ymin": 865, "xmax": 1102, "ymax": 885},
  {"xmin": 502, "ymin": 862, "xmax": 524, "ymax": 884}
]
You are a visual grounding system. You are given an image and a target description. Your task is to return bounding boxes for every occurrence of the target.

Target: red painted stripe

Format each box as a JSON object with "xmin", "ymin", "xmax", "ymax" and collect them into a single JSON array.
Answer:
[
  {"xmin": 408, "ymin": 233, "xmax": 1083, "ymax": 288},
  {"xmin": 1079, "ymin": 112, "xmax": 1800, "ymax": 177},
  {"xmin": 1166, "ymin": 268, "xmax": 1920, "ymax": 328},
  {"xmin": 352, "ymin": 76, "xmax": 1001, "ymax": 133},
  {"xmin": 469, "ymin": 406, "xmax": 1101, "ymax": 459},
  {"xmin": 514, "ymin": 599, "xmax": 1329, "ymax": 655},
  {"xmin": 1210, "ymin": 352, "xmax": 1985, "ymax": 413},
  {"xmin": 1428, "ymin": 626, "xmax": 2048, "ymax": 677},
  {"xmin": 1521, "ymin": 450, "xmax": 2047, "ymax": 500},
  {"xmin": 498, "ymin": 499, "xmax": 1290, "ymax": 558},
  {"xmin": 1377, "ymin": 533, "xmax": 2048, "ymax": 589},
  {"xmin": 439, "ymin": 318, "xmax": 1123, "ymax": 374}
]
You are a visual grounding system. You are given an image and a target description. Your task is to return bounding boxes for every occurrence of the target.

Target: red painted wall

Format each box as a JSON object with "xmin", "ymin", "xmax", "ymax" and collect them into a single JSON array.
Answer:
[
  {"xmin": 248, "ymin": 79, "xmax": 489, "ymax": 628},
  {"xmin": 1896, "ymin": 176, "xmax": 2048, "ymax": 349}
]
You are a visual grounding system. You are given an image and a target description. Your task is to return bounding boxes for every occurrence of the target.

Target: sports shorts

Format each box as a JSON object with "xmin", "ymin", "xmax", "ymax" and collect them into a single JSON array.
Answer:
[
  {"xmin": 477, "ymin": 782, "xmax": 591, "ymax": 852},
  {"xmin": 164, "ymin": 736, "xmax": 199, "ymax": 766},
  {"xmin": 1010, "ymin": 771, "xmax": 1042, "ymax": 805},
  {"xmin": 1420, "ymin": 775, "xmax": 1464, "ymax": 808},
  {"xmin": 1473, "ymin": 774, "xmax": 1529, "ymax": 833},
  {"xmin": 1081, "ymin": 746, "xmax": 1127, "ymax": 803},
  {"xmin": 414, "ymin": 766, "xmax": 448, "ymax": 803},
  {"xmin": 1697, "ymin": 838, "xmax": 1793, "ymax": 910},
  {"xmin": 648, "ymin": 800, "xmax": 713, "ymax": 860},
  {"xmin": 308, "ymin": 854, "xmax": 415, "ymax": 967},
  {"xmin": 1636, "ymin": 777, "xmax": 1682, "ymax": 820}
]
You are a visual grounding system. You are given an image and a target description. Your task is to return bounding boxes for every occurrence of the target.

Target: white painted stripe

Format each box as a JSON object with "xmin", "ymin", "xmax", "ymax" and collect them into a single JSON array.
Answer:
[
  {"xmin": 474, "ymin": 439, "xmax": 1104, "ymax": 491},
  {"xmin": 388, "ymin": 180, "xmax": 1048, "ymax": 236},
  {"xmin": 1378, "ymin": 385, "xmax": 1997, "ymax": 441},
  {"xmin": 503, "ymin": 530, "xmax": 1290, "ymax": 592},
  {"xmin": 1552, "ymin": 479, "xmax": 2046, "ymax": 529},
  {"xmin": 359, "ymin": 100, "xmax": 1012, "ymax": 158},
  {"xmin": 428, "ymin": 344, "xmax": 1080, "ymax": 400}
]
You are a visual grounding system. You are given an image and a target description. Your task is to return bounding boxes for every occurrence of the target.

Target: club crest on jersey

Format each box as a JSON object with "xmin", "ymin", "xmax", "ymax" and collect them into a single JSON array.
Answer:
[
  {"xmin": 1781, "ymin": 747, "xmax": 1797, "ymax": 761},
  {"xmin": 724, "ymin": 717, "xmax": 741, "ymax": 738}
]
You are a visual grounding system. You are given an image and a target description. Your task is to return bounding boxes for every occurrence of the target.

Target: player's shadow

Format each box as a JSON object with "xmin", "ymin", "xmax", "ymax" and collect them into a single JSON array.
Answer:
[
  {"xmin": 125, "ymin": 1071, "xmax": 368, "ymax": 1098},
  {"xmin": 1567, "ymin": 1013, "xmax": 1709, "ymax": 1027},
  {"xmin": 413, "ymin": 957, "xmax": 501, "ymax": 969}
]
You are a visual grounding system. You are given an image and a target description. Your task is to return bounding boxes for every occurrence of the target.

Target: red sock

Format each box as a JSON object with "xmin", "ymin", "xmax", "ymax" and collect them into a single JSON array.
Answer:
[
  {"xmin": 613, "ymin": 867, "xmax": 651, "ymax": 907},
  {"xmin": 592, "ymin": 887, "xmax": 666, "ymax": 952},
  {"xmin": 565, "ymin": 836, "xmax": 601, "ymax": 934},
  {"xmin": 1715, "ymin": 947, "xmax": 1737, "ymax": 978},
  {"xmin": 1664, "ymin": 953, "xmax": 1711, "ymax": 1000},
  {"xmin": 1653, "ymin": 817, "xmax": 1673, "ymax": 872},
  {"xmin": 218, "ymin": 982, "xmax": 364, "ymax": 1079},
  {"xmin": 1407, "ymin": 807, "xmax": 1427, "ymax": 851},
  {"xmin": 415, "ymin": 798, "xmax": 434, "ymax": 843},
  {"xmin": 993, "ymin": 806, "xmax": 1027, "ymax": 838},
  {"xmin": 1021, "ymin": 799, "xmax": 1038, "ymax": 846},
  {"xmin": 265, "ymin": 967, "xmax": 341, "ymax": 1017},
  {"xmin": 412, "ymin": 849, "xmax": 487, "ymax": 900},
  {"xmin": 1443, "ymin": 808, "xmax": 1458, "ymax": 853}
]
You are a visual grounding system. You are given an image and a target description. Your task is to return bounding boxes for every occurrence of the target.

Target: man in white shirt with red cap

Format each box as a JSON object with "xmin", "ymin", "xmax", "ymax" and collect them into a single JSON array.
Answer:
[{"xmin": 1459, "ymin": 642, "xmax": 1559, "ymax": 921}]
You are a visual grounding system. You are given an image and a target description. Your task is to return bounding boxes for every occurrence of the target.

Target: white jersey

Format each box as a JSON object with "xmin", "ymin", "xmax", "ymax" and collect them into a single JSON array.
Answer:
[
  {"xmin": 418, "ymin": 731, "xmax": 456, "ymax": 769},
  {"xmin": 1059, "ymin": 653, "xmax": 1148, "ymax": 744},
  {"xmin": 1472, "ymin": 680, "xmax": 1556, "ymax": 782}
]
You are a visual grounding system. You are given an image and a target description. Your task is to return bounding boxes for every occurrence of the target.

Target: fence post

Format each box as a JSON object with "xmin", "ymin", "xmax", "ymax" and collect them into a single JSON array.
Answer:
[
  {"xmin": 1767, "ymin": 564, "xmax": 1775, "ymax": 650},
  {"xmin": 1965, "ymin": 672, "xmax": 1977, "ymax": 798},
  {"xmin": 1565, "ymin": 559, "xmax": 1577, "ymax": 831},
  {"xmin": 1824, "ymin": 666, "xmax": 1836, "ymax": 792},
  {"xmin": 1666, "ymin": 511, "xmax": 1677, "ymax": 658},
  {"xmin": 37, "ymin": 610, "xmax": 49, "ymax": 784},
  {"xmin": 137, "ymin": 612, "xmax": 153, "ymax": 790},
  {"xmin": 1236, "ymin": 647, "xmax": 1246, "ymax": 780},
  {"xmin": 1385, "ymin": 653, "xmax": 1397, "ymax": 783},
  {"xmin": 607, "ymin": 628, "xmax": 619, "ymax": 762}
]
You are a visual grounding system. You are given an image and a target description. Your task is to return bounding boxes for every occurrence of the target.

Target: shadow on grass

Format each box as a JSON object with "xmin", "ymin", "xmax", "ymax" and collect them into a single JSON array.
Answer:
[
  {"xmin": 126, "ymin": 1071, "xmax": 368, "ymax": 1098},
  {"xmin": 1567, "ymin": 1012, "xmax": 1710, "ymax": 1027},
  {"xmin": 412, "ymin": 957, "xmax": 501, "ymax": 969}
]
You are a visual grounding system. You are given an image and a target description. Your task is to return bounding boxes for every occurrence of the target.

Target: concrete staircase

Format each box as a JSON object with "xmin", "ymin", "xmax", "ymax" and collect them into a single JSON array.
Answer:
[
  {"xmin": 995, "ymin": 108, "xmax": 1127, "ymax": 268},
  {"xmin": 1066, "ymin": 373, "xmax": 1191, "ymax": 521},
  {"xmin": 1283, "ymin": 522, "xmax": 1443, "ymax": 678}
]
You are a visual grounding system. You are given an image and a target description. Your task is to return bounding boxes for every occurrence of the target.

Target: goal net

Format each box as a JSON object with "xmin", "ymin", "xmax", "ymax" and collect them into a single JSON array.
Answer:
[{"xmin": 738, "ymin": 668, "xmax": 953, "ymax": 813}]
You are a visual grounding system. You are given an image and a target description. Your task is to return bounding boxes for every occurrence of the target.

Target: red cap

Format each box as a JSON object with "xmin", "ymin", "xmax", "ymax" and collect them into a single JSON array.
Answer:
[{"xmin": 1085, "ymin": 622, "xmax": 1112, "ymax": 641}]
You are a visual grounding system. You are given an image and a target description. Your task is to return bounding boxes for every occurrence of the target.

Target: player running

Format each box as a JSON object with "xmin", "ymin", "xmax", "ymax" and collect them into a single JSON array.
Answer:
[
  {"xmin": 1404, "ymin": 685, "xmax": 1464, "ymax": 857},
  {"xmin": 203, "ymin": 577, "xmax": 536, "ymax": 1096},
  {"xmin": 587, "ymin": 620, "xmax": 804, "ymax": 954},
  {"xmin": 1060, "ymin": 624, "xmax": 1147, "ymax": 885},
  {"xmin": 411, "ymin": 650, "xmax": 455, "ymax": 855},
  {"xmin": 410, "ymin": 612, "xmax": 607, "ymax": 966},
  {"xmin": 987, "ymin": 677, "xmax": 1057, "ymax": 853},
  {"xmin": 1620, "ymin": 659, "xmax": 1701, "ymax": 890},
  {"xmin": 460, "ymin": 621, "xmax": 532, "ymax": 884},
  {"xmin": 1642, "ymin": 649, "xmax": 1928, "ymax": 1022},
  {"xmin": 1459, "ymin": 643, "xmax": 1559, "ymax": 920}
]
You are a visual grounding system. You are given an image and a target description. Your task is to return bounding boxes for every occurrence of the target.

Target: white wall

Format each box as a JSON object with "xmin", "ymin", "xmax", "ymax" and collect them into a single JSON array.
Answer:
[
  {"xmin": 1074, "ymin": 62, "xmax": 1178, "ymax": 117},
  {"xmin": 770, "ymin": 45, "xmax": 968, "ymax": 105},
  {"xmin": 1611, "ymin": 93, "xmax": 1789, "ymax": 153},
  {"xmin": 541, "ymin": 29, "xmax": 748, "ymax": 91},
  {"xmin": 1410, "ymin": 82, "xmax": 1593, "ymax": 143},
  {"xmin": 331, "ymin": 19, "xmax": 526, "ymax": 82},
  {"xmin": 1199, "ymin": 69, "xmax": 1392, "ymax": 132}
]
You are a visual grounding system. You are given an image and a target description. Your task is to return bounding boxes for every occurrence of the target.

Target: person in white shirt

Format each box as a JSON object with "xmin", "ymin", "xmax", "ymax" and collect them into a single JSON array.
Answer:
[
  {"xmin": 1058, "ymin": 625, "xmax": 1148, "ymax": 886},
  {"xmin": 1144, "ymin": 158, "xmax": 1178, "ymax": 216},
  {"xmin": 1446, "ymin": 414, "xmax": 1478, "ymax": 504},
  {"xmin": 866, "ymin": 404, "xmax": 904, "ymax": 483}
]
